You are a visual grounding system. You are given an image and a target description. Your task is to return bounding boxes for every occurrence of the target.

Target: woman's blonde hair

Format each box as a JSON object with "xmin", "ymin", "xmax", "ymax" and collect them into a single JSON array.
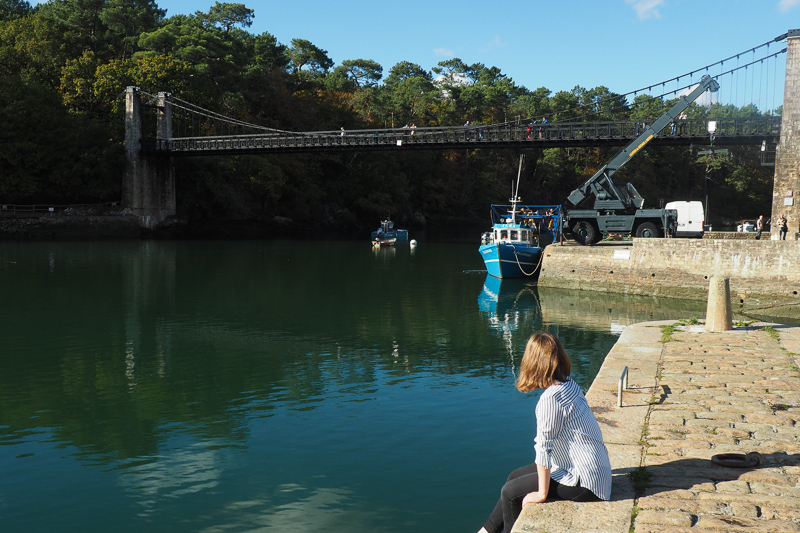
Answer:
[{"xmin": 516, "ymin": 332, "xmax": 571, "ymax": 393}]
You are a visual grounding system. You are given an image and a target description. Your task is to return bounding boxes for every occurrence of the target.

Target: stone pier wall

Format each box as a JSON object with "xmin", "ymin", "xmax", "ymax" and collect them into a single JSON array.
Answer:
[{"xmin": 538, "ymin": 240, "xmax": 800, "ymax": 315}]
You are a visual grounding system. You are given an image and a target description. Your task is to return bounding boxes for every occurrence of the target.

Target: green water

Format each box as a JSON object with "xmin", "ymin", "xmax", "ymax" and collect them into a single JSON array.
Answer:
[{"xmin": 0, "ymin": 239, "xmax": 706, "ymax": 532}]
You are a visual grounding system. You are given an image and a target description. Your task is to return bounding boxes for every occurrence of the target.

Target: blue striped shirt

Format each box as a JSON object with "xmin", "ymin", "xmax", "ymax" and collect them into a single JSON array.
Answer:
[{"xmin": 534, "ymin": 377, "xmax": 612, "ymax": 500}]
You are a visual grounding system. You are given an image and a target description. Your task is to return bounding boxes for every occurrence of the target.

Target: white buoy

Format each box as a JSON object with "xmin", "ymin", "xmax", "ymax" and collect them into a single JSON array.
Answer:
[{"xmin": 410, "ymin": 239, "xmax": 418, "ymax": 247}]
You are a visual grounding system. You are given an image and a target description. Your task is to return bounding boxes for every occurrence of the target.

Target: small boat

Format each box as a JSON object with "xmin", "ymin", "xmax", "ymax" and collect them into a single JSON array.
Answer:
[
  {"xmin": 371, "ymin": 218, "xmax": 408, "ymax": 242},
  {"xmin": 479, "ymin": 156, "xmax": 561, "ymax": 279}
]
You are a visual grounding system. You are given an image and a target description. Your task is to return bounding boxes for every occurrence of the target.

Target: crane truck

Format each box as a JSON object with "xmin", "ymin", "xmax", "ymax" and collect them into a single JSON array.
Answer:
[{"xmin": 562, "ymin": 74, "xmax": 720, "ymax": 245}]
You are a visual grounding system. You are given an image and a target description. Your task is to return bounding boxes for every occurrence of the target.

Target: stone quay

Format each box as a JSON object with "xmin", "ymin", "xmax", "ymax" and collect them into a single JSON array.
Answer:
[
  {"xmin": 538, "ymin": 239, "xmax": 800, "ymax": 322},
  {"xmin": 511, "ymin": 320, "xmax": 800, "ymax": 533}
]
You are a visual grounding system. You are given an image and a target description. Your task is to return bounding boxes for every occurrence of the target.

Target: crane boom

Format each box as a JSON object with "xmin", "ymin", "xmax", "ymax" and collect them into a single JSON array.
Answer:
[{"xmin": 567, "ymin": 74, "xmax": 720, "ymax": 209}]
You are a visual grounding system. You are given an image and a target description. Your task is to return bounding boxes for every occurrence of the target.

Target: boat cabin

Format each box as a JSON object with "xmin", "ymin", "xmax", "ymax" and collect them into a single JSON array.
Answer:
[
  {"xmin": 481, "ymin": 224, "xmax": 538, "ymax": 246},
  {"xmin": 378, "ymin": 219, "xmax": 396, "ymax": 233},
  {"xmin": 481, "ymin": 204, "xmax": 562, "ymax": 246}
]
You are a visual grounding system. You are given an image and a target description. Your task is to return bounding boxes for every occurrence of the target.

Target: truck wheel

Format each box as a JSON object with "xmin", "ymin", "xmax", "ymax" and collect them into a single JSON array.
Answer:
[
  {"xmin": 635, "ymin": 222, "xmax": 659, "ymax": 238},
  {"xmin": 571, "ymin": 221, "xmax": 598, "ymax": 245}
]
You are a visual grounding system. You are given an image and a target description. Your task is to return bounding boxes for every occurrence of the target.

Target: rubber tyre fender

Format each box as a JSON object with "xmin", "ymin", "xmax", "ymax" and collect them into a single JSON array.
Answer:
[{"xmin": 711, "ymin": 452, "xmax": 762, "ymax": 468}]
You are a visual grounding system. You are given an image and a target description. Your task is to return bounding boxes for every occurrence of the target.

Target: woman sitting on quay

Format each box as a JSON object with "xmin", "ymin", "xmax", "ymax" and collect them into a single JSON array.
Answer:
[{"xmin": 477, "ymin": 332, "xmax": 612, "ymax": 533}]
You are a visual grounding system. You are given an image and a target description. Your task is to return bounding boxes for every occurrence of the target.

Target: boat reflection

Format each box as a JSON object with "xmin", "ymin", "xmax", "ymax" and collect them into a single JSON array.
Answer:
[
  {"xmin": 478, "ymin": 274, "xmax": 708, "ymax": 341},
  {"xmin": 477, "ymin": 275, "xmax": 542, "ymax": 336},
  {"xmin": 477, "ymin": 275, "xmax": 543, "ymax": 369}
]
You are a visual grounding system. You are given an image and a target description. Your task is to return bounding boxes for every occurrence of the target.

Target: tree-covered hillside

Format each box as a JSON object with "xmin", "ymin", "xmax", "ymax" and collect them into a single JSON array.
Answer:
[{"xmin": 0, "ymin": 0, "xmax": 777, "ymax": 231}]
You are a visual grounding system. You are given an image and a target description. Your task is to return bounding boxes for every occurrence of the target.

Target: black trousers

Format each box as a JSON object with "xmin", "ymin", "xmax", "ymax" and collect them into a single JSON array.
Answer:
[{"xmin": 482, "ymin": 463, "xmax": 598, "ymax": 533}]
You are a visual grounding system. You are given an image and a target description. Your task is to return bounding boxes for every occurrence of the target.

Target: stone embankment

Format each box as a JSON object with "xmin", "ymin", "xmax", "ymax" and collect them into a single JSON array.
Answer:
[
  {"xmin": 0, "ymin": 213, "xmax": 142, "ymax": 239},
  {"xmin": 512, "ymin": 321, "xmax": 800, "ymax": 533},
  {"xmin": 538, "ymin": 239, "xmax": 800, "ymax": 322}
]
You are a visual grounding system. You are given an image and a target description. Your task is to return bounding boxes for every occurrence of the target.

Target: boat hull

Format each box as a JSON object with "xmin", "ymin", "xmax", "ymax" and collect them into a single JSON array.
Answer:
[
  {"xmin": 372, "ymin": 237, "xmax": 397, "ymax": 246},
  {"xmin": 371, "ymin": 229, "xmax": 408, "ymax": 241},
  {"xmin": 479, "ymin": 243, "xmax": 543, "ymax": 279}
]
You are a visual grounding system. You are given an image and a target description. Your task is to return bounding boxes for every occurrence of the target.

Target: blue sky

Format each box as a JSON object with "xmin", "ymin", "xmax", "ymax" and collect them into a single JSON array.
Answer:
[{"xmin": 35, "ymin": 0, "xmax": 799, "ymax": 110}]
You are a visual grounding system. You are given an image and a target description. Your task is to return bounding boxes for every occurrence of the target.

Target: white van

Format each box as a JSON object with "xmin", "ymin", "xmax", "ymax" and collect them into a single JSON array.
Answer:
[{"xmin": 665, "ymin": 201, "xmax": 705, "ymax": 238}]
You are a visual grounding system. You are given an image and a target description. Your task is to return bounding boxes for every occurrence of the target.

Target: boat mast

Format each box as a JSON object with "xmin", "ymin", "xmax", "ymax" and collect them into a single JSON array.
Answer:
[{"xmin": 509, "ymin": 155, "xmax": 523, "ymax": 224}]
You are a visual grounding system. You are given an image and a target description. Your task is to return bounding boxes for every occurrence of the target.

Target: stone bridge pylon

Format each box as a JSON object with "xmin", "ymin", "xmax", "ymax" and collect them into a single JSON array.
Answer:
[
  {"xmin": 123, "ymin": 86, "xmax": 176, "ymax": 228},
  {"xmin": 772, "ymin": 29, "xmax": 800, "ymax": 239}
]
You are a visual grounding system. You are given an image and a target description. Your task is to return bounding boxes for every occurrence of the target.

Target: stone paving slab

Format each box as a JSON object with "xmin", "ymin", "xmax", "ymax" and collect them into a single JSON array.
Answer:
[{"xmin": 511, "ymin": 320, "xmax": 800, "ymax": 533}]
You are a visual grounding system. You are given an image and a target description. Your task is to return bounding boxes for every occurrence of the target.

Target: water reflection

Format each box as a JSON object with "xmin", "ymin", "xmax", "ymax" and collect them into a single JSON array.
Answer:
[
  {"xmin": 119, "ymin": 443, "xmax": 222, "ymax": 517},
  {"xmin": 477, "ymin": 276, "xmax": 543, "ymax": 371},
  {"xmin": 478, "ymin": 274, "xmax": 707, "ymax": 339},
  {"xmin": 475, "ymin": 274, "xmax": 707, "ymax": 387}
]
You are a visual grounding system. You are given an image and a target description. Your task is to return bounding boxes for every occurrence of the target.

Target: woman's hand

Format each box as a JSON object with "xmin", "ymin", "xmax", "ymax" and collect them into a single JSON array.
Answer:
[
  {"xmin": 522, "ymin": 490, "xmax": 547, "ymax": 505},
  {"xmin": 522, "ymin": 464, "xmax": 551, "ymax": 505}
]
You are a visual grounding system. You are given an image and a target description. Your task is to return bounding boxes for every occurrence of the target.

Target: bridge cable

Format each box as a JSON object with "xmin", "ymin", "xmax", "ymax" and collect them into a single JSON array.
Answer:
[
  {"xmin": 512, "ymin": 34, "xmax": 787, "ymax": 126},
  {"xmin": 550, "ymin": 47, "xmax": 786, "ymax": 124},
  {"xmin": 139, "ymin": 90, "xmax": 297, "ymax": 135}
]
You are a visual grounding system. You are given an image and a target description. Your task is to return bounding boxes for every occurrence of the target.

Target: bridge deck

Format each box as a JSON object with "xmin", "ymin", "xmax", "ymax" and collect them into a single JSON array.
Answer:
[{"xmin": 143, "ymin": 117, "xmax": 780, "ymax": 156}]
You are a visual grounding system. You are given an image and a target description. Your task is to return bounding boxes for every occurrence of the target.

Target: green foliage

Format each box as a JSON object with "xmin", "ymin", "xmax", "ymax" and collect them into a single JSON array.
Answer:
[
  {"xmin": 763, "ymin": 326, "xmax": 779, "ymax": 341},
  {"xmin": 0, "ymin": 13, "xmax": 65, "ymax": 85},
  {"xmin": 100, "ymin": 0, "xmax": 165, "ymax": 60},
  {"xmin": 0, "ymin": 0, "xmax": 30, "ymax": 21},
  {"xmin": 659, "ymin": 324, "xmax": 678, "ymax": 342},
  {"xmin": 287, "ymin": 37, "xmax": 332, "ymax": 78},
  {"xmin": 203, "ymin": 2, "xmax": 252, "ymax": 33},
  {"xmin": 384, "ymin": 61, "xmax": 431, "ymax": 86},
  {"xmin": 0, "ymin": 76, "xmax": 123, "ymax": 203},
  {"xmin": 628, "ymin": 467, "xmax": 651, "ymax": 493},
  {"xmin": 339, "ymin": 58, "xmax": 382, "ymax": 89}
]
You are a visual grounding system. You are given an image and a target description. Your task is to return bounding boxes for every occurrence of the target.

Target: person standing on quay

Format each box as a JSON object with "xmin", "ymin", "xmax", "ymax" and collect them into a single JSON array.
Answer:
[
  {"xmin": 779, "ymin": 214, "xmax": 788, "ymax": 240},
  {"xmin": 477, "ymin": 333, "xmax": 612, "ymax": 533},
  {"xmin": 756, "ymin": 215, "xmax": 764, "ymax": 240}
]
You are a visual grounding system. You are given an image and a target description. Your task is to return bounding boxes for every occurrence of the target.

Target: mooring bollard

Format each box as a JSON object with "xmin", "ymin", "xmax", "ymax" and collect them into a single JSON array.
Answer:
[{"xmin": 705, "ymin": 275, "xmax": 732, "ymax": 332}]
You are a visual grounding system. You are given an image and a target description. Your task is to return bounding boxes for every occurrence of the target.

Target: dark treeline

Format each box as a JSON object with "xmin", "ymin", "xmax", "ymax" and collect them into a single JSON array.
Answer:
[{"xmin": 0, "ymin": 0, "xmax": 778, "ymax": 232}]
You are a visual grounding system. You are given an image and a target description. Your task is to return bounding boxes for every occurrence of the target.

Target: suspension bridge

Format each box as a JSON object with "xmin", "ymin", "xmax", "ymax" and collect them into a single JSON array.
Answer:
[
  {"xmin": 124, "ymin": 30, "xmax": 798, "ymax": 229},
  {"xmin": 140, "ymin": 116, "xmax": 780, "ymax": 156}
]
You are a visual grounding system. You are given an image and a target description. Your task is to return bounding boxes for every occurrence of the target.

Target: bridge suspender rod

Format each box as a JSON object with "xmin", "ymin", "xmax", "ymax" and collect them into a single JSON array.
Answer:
[
  {"xmin": 548, "ymin": 46, "xmax": 786, "ymax": 126},
  {"xmin": 645, "ymin": 33, "xmax": 788, "ymax": 94},
  {"xmin": 536, "ymin": 38, "xmax": 787, "ymax": 125}
]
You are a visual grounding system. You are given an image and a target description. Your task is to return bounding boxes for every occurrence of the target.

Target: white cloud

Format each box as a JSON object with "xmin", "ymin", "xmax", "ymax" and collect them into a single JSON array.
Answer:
[
  {"xmin": 487, "ymin": 34, "xmax": 509, "ymax": 50},
  {"xmin": 433, "ymin": 48, "xmax": 454, "ymax": 57},
  {"xmin": 626, "ymin": 0, "xmax": 664, "ymax": 20},
  {"xmin": 779, "ymin": 0, "xmax": 800, "ymax": 13}
]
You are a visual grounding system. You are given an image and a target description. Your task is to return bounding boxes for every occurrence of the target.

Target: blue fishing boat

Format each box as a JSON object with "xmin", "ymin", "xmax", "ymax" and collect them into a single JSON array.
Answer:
[
  {"xmin": 371, "ymin": 218, "xmax": 408, "ymax": 242},
  {"xmin": 479, "ymin": 156, "xmax": 561, "ymax": 279}
]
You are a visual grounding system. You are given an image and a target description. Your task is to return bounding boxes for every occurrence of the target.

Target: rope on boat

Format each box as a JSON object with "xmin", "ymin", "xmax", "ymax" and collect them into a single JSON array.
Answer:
[
  {"xmin": 511, "ymin": 222, "xmax": 549, "ymax": 277},
  {"xmin": 511, "ymin": 245, "xmax": 541, "ymax": 277}
]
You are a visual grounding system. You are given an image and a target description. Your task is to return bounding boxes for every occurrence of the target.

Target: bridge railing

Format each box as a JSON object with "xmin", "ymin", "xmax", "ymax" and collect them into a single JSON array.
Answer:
[{"xmin": 142, "ymin": 117, "xmax": 781, "ymax": 154}]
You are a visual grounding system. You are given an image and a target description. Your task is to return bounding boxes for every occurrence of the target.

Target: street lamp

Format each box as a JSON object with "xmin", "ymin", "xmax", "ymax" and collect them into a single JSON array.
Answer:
[
  {"xmin": 707, "ymin": 121, "xmax": 717, "ymax": 145},
  {"xmin": 705, "ymin": 121, "xmax": 717, "ymax": 222}
]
